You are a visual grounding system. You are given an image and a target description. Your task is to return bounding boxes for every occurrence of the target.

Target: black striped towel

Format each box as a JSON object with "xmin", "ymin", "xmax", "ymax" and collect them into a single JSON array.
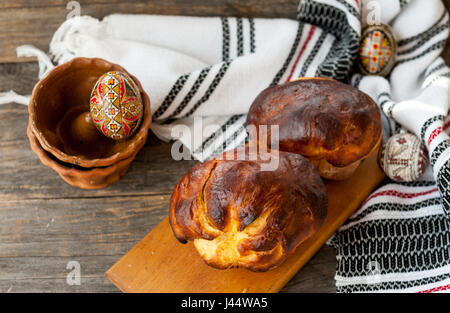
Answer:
[
  {"xmin": 3, "ymin": 0, "xmax": 449, "ymax": 293},
  {"xmin": 331, "ymin": 0, "xmax": 450, "ymax": 293},
  {"xmin": 30, "ymin": 0, "xmax": 360, "ymax": 161}
]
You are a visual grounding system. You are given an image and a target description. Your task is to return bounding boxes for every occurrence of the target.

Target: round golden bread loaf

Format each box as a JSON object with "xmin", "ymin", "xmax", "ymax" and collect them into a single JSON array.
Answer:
[
  {"xmin": 169, "ymin": 147, "xmax": 328, "ymax": 272},
  {"xmin": 246, "ymin": 77, "xmax": 382, "ymax": 180}
]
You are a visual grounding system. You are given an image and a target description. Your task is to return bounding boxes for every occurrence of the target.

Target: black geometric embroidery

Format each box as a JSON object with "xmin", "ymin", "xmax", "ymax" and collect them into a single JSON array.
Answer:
[
  {"xmin": 221, "ymin": 17, "xmax": 230, "ymax": 61},
  {"xmin": 163, "ymin": 67, "xmax": 211, "ymax": 121},
  {"xmin": 423, "ymin": 71, "xmax": 450, "ymax": 90},
  {"xmin": 249, "ymin": 18, "xmax": 256, "ymax": 53},
  {"xmin": 430, "ymin": 139, "xmax": 450, "ymax": 167},
  {"xmin": 334, "ymin": 215, "xmax": 450, "ymax": 276},
  {"xmin": 346, "ymin": 197, "xmax": 442, "ymax": 224},
  {"xmin": 397, "ymin": 22, "xmax": 449, "ymax": 56},
  {"xmin": 299, "ymin": 31, "xmax": 327, "ymax": 77},
  {"xmin": 379, "ymin": 99, "xmax": 389, "ymax": 109},
  {"xmin": 209, "ymin": 123, "xmax": 247, "ymax": 158},
  {"xmin": 271, "ymin": 22, "xmax": 305, "ymax": 86},
  {"xmin": 425, "ymin": 62, "xmax": 446, "ymax": 77},
  {"xmin": 436, "ymin": 158, "xmax": 450, "ymax": 218},
  {"xmin": 394, "ymin": 180, "xmax": 435, "ymax": 187},
  {"xmin": 332, "ymin": 177, "xmax": 450, "ymax": 293},
  {"xmin": 152, "ymin": 73, "xmax": 190, "ymax": 119},
  {"xmin": 377, "ymin": 93, "xmax": 396, "ymax": 118},
  {"xmin": 397, "ymin": 39, "xmax": 447, "ymax": 65},
  {"xmin": 335, "ymin": 0, "xmax": 360, "ymax": 20},
  {"xmin": 207, "ymin": 135, "xmax": 248, "ymax": 160},
  {"xmin": 338, "ymin": 272, "xmax": 450, "ymax": 293},
  {"xmin": 420, "ymin": 115, "xmax": 445, "ymax": 142},
  {"xmin": 377, "ymin": 92, "xmax": 391, "ymax": 101},
  {"xmin": 398, "ymin": 11, "xmax": 446, "ymax": 46},
  {"xmin": 298, "ymin": 0, "xmax": 360, "ymax": 81},
  {"xmin": 192, "ymin": 114, "xmax": 244, "ymax": 155},
  {"xmin": 387, "ymin": 102, "xmax": 396, "ymax": 118},
  {"xmin": 181, "ymin": 60, "xmax": 232, "ymax": 118},
  {"xmin": 237, "ymin": 18, "xmax": 244, "ymax": 57}
]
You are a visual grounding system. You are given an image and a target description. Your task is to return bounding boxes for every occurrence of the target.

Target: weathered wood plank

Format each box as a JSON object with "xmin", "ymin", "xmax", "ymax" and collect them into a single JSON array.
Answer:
[
  {"xmin": 0, "ymin": 106, "xmax": 197, "ymax": 201},
  {"xmin": 0, "ymin": 195, "xmax": 167, "ymax": 293},
  {"xmin": 281, "ymin": 246, "xmax": 336, "ymax": 293},
  {"xmin": 1, "ymin": 0, "xmax": 449, "ymax": 64},
  {"xmin": 0, "ymin": 62, "xmax": 39, "ymax": 94},
  {"xmin": 0, "ymin": 0, "xmax": 299, "ymax": 63},
  {"xmin": 0, "ymin": 62, "xmax": 335, "ymax": 292},
  {"xmin": 106, "ymin": 147, "xmax": 384, "ymax": 293},
  {"xmin": 0, "ymin": 62, "xmax": 191, "ymax": 200},
  {"xmin": 0, "ymin": 276, "xmax": 117, "ymax": 293},
  {"xmin": 0, "ymin": 251, "xmax": 335, "ymax": 293},
  {"xmin": 0, "ymin": 174, "xmax": 335, "ymax": 293},
  {"xmin": 0, "ymin": 256, "xmax": 119, "ymax": 293},
  {"xmin": 0, "ymin": 195, "xmax": 168, "ymax": 253}
]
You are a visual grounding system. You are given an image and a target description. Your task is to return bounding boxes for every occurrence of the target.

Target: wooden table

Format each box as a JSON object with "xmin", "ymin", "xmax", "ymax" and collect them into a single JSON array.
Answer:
[{"xmin": 0, "ymin": 0, "xmax": 449, "ymax": 293}]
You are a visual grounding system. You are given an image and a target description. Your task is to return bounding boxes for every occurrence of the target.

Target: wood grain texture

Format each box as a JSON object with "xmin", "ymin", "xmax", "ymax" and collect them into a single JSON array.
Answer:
[
  {"xmin": 0, "ymin": 0, "xmax": 299, "ymax": 63},
  {"xmin": 0, "ymin": 0, "xmax": 448, "ymax": 63},
  {"xmin": 106, "ymin": 150, "xmax": 385, "ymax": 293},
  {"xmin": 0, "ymin": 62, "xmax": 336, "ymax": 293}
]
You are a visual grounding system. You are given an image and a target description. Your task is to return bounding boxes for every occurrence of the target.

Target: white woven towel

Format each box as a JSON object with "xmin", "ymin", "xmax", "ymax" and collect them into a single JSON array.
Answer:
[
  {"xmin": 330, "ymin": 0, "xmax": 450, "ymax": 293},
  {"xmin": 13, "ymin": 0, "xmax": 361, "ymax": 161}
]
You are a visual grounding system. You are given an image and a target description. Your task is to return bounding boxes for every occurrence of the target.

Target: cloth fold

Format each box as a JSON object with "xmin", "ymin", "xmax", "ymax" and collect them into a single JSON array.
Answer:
[
  {"xmin": 330, "ymin": 0, "xmax": 450, "ymax": 293},
  {"xmin": 37, "ymin": 0, "xmax": 361, "ymax": 161}
]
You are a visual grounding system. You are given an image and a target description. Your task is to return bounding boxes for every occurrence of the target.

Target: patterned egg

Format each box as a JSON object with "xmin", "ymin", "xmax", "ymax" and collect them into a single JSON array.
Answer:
[
  {"xmin": 90, "ymin": 71, "xmax": 143, "ymax": 140},
  {"xmin": 358, "ymin": 24, "xmax": 396, "ymax": 77},
  {"xmin": 379, "ymin": 133, "xmax": 429, "ymax": 182}
]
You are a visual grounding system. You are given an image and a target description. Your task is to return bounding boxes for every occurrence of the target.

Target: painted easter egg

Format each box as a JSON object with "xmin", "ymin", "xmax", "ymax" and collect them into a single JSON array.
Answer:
[
  {"xmin": 90, "ymin": 71, "xmax": 143, "ymax": 140},
  {"xmin": 358, "ymin": 24, "xmax": 396, "ymax": 77},
  {"xmin": 379, "ymin": 133, "xmax": 428, "ymax": 182}
]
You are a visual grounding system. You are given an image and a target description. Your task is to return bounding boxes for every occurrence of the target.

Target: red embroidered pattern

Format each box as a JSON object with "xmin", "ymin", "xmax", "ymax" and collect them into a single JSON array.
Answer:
[
  {"xmin": 286, "ymin": 26, "xmax": 316, "ymax": 82},
  {"xmin": 363, "ymin": 188, "xmax": 439, "ymax": 204},
  {"xmin": 428, "ymin": 126, "xmax": 443, "ymax": 145},
  {"xmin": 418, "ymin": 284, "xmax": 450, "ymax": 293}
]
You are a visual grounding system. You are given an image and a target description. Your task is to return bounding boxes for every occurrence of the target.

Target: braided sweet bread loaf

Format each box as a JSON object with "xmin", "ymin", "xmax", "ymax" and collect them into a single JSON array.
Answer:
[{"xmin": 169, "ymin": 147, "xmax": 327, "ymax": 272}]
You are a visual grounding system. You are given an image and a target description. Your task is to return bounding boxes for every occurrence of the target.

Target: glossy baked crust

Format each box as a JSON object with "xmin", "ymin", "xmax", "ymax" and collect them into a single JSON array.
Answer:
[
  {"xmin": 246, "ymin": 78, "xmax": 382, "ymax": 179},
  {"xmin": 169, "ymin": 147, "xmax": 328, "ymax": 272}
]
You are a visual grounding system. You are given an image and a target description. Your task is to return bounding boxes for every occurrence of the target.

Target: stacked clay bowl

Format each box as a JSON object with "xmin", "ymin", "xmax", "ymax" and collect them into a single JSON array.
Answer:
[{"xmin": 27, "ymin": 58, "xmax": 151, "ymax": 189}]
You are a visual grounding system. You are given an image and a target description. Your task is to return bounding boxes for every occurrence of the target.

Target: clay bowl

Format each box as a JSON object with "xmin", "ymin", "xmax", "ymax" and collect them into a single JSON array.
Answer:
[
  {"xmin": 28, "ymin": 57, "xmax": 151, "ymax": 167},
  {"xmin": 27, "ymin": 123, "xmax": 136, "ymax": 189}
]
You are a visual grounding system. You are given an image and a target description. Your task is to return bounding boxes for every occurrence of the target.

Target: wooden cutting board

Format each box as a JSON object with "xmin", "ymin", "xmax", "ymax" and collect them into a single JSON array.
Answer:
[{"xmin": 106, "ymin": 149, "xmax": 385, "ymax": 293}]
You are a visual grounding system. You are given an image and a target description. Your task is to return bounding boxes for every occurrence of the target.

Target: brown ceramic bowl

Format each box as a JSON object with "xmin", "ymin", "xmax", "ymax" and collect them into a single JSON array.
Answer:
[
  {"xmin": 28, "ymin": 57, "xmax": 151, "ymax": 167},
  {"xmin": 27, "ymin": 123, "xmax": 136, "ymax": 189}
]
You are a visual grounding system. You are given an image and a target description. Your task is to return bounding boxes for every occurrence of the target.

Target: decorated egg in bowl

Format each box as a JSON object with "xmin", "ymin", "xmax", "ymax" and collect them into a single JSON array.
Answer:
[{"xmin": 90, "ymin": 71, "xmax": 144, "ymax": 140}]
